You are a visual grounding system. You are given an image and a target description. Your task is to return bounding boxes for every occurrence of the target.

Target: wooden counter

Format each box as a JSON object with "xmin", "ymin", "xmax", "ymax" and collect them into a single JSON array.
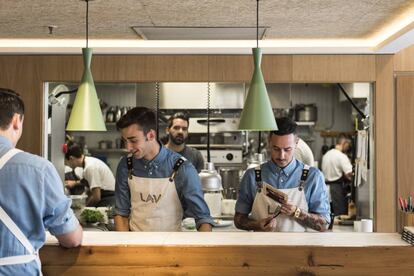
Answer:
[{"xmin": 41, "ymin": 232, "xmax": 414, "ymax": 275}]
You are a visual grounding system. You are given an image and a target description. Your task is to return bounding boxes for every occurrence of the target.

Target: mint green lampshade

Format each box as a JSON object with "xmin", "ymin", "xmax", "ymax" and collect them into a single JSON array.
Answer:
[
  {"xmin": 66, "ymin": 48, "xmax": 106, "ymax": 131},
  {"xmin": 238, "ymin": 48, "xmax": 278, "ymax": 131}
]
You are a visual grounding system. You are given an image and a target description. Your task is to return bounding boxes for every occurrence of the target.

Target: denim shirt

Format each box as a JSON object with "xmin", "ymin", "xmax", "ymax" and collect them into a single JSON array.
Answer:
[
  {"xmin": 236, "ymin": 158, "xmax": 331, "ymax": 223},
  {"xmin": 0, "ymin": 136, "xmax": 79, "ymax": 276},
  {"xmin": 115, "ymin": 144, "xmax": 213, "ymax": 229}
]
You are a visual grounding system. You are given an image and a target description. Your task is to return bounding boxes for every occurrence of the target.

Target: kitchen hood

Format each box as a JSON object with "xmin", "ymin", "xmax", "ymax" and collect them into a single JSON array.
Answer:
[{"xmin": 136, "ymin": 82, "xmax": 246, "ymax": 109}]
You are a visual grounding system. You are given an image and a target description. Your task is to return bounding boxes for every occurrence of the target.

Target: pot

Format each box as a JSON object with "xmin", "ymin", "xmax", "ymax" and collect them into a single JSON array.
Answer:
[
  {"xmin": 98, "ymin": 140, "xmax": 113, "ymax": 150},
  {"xmin": 295, "ymin": 104, "xmax": 317, "ymax": 122}
]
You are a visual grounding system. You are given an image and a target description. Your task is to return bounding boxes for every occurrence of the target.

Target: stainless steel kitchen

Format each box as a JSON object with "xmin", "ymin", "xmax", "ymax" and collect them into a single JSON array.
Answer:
[{"xmin": 1, "ymin": 0, "xmax": 414, "ymax": 275}]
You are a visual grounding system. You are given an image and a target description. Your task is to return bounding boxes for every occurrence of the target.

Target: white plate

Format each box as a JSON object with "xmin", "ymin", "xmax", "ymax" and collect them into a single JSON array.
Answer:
[{"xmin": 213, "ymin": 219, "xmax": 233, "ymax": 227}]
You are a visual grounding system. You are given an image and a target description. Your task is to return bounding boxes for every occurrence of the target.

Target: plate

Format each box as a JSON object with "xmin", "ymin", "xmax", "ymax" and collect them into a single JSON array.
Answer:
[{"xmin": 213, "ymin": 219, "xmax": 233, "ymax": 228}]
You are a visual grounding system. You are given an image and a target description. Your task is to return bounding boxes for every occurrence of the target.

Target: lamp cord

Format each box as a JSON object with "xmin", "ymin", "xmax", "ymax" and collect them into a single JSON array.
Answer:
[
  {"xmin": 256, "ymin": 0, "xmax": 259, "ymax": 48},
  {"xmin": 207, "ymin": 82, "xmax": 211, "ymax": 163},
  {"xmin": 86, "ymin": 0, "xmax": 89, "ymax": 48}
]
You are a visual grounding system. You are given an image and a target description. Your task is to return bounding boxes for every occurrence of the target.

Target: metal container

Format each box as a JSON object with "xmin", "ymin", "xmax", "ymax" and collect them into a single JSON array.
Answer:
[
  {"xmin": 219, "ymin": 167, "xmax": 241, "ymax": 199},
  {"xmin": 199, "ymin": 162, "xmax": 223, "ymax": 192},
  {"xmin": 295, "ymin": 104, "xmax": 317, "ymax": 122}
]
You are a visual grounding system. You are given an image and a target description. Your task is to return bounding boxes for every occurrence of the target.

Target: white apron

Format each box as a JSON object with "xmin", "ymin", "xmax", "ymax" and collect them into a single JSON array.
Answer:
[
  {"xmin": 127, "ymin": 156, "xmax": 184, "ymax": 231},
  {"xmin": 250, "ymin": 165, "xmax": 310, "ymax": 232},
  {"xmin": 0, "ymin": 149, "xmax": 42, "ymax": 274}
]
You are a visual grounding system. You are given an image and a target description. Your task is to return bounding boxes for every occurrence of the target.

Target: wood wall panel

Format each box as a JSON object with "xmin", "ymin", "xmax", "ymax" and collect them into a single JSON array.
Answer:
[
  {"xmin": 375, "ymin": 55, "xmax": 396, "ymax": 232},
  {"xmin": 394, "ymin": 44, "xmax": 414, "ymax": 72},
  {"xmin": 292, "ymin": 55, "xmax": 376, "ymax": 82},
  {"xmin": 40, "ymin": 245, "xmax": 414, "ymax": 275},
  {"xmin": 208, "ymin": 56, "xmax": 252, "ymax": 81},
  {"xmin": 208, "ymin": 55, "xmax": 292, "ymax": 82},
  {"xmin": 396, "ymin": 76, "xmax": 414, "ymax": 205}
]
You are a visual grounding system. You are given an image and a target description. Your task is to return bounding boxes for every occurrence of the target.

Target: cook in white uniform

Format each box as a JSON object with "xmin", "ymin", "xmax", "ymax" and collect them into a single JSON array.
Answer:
[
  {"xmin": 294, "ymin": 137, "xmax": 315, "ymax": 167},
  {"xmin": 65, "ymin": 142, "xmax": 116, "ymax": 207},
  {"xmin": 234, "ymin": 117, "xmax": 330, "ymax": 232},
  {"xmin": 322, "ymin": 134, "xmax": 353, "ymax": 216}
]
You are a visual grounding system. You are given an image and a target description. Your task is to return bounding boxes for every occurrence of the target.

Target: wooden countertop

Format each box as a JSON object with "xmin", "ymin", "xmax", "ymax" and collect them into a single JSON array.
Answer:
[{"xmin": 45, "ymin": 231, "xmax": 409, "ymax": 247}]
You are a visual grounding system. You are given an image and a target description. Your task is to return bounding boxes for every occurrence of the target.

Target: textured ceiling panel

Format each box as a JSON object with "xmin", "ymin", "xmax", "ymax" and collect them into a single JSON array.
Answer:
[{"xmin": 0, "ymin": 0, "xmax": 413, "ymax": 39}]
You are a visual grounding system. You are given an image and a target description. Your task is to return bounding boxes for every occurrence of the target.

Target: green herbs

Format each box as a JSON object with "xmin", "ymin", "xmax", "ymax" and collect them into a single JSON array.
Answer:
[{"xmin": 81, "ymin": 209, "xmax": 104, "ymax": 223}]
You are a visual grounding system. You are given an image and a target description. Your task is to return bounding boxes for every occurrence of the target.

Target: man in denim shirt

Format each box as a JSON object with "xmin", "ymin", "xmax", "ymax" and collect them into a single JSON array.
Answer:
[
  {"xmin": 0, "ymin": 88, "xmax": 82, "ymax": 275},
  {"xmin": 114, "ymin": 107, "xmax": 213, "ymax": 231}
]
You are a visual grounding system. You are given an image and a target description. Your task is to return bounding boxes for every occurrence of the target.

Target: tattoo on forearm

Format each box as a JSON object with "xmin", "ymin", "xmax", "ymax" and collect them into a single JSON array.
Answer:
[{"xmin": 297, "ymin": 211, "xmax": 328, "ymax": 232}]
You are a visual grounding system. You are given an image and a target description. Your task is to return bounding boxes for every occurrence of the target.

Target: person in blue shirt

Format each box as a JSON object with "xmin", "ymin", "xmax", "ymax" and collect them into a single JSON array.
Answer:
[
  {"xmin": 0, "ymin": 88, "xmax": 82, "ymax": 275},
  {"xmin": 234, "ymin": 117, "xmax": 330, "ymax": 232},
  {"xmin": 114, "ymin": 107, "xmax": 213, "ymax": 232}
]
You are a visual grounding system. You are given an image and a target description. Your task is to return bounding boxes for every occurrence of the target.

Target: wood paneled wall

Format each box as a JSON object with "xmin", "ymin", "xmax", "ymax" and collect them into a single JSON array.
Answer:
[{"xmin": 0, "ymin": 54, "xmax": 395, "ymax": 231}]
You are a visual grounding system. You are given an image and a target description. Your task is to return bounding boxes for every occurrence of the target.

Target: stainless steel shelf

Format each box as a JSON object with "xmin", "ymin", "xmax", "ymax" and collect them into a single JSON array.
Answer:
[{"xmin": 296, "ymin": 121, "xmax": 315, "ymax": 126}]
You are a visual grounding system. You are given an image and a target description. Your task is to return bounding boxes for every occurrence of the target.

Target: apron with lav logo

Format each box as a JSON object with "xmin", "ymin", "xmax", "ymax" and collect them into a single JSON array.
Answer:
[{"xmin": 127, "ymin": 156, "xmax": 185, "ymax": 231}]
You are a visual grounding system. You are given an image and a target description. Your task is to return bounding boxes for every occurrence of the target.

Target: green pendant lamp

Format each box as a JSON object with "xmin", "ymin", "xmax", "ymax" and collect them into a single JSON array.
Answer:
[
  {"xmin": 238, "ymin": 0, "xmax": 277, "ymax": 131},
  {"xmin": 66, "ymin": 0, "xmax": 106, "ymax": 131}
]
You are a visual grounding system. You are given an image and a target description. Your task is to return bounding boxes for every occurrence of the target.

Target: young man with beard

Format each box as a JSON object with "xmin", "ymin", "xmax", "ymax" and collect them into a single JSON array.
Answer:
[
  {"xmin": 165, "ymin": 112, "xmax": 204, "ymax": 173},
  {"xmin": 234, "ymin": 117, "xmax": 330, "ymax": 232}
]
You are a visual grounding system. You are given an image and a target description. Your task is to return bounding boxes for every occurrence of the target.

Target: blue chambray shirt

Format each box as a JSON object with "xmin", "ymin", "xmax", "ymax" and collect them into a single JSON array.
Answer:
[
  {"xmin": 115, "ymin": 144, "xmax": 214, "ymax": 229},
  {"xmin": 0, "ymin": 136, "xmax": 79, "ymax": 276},
  {"xmin": 236, "ymin": 158, "xmax": 331, "ymax": 224}
]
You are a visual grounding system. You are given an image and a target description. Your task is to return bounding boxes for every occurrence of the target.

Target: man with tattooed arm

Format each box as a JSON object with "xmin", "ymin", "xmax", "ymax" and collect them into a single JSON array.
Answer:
[{"xmin": 234, "ymin": 117, "xmax": 331, "ymax": 232}]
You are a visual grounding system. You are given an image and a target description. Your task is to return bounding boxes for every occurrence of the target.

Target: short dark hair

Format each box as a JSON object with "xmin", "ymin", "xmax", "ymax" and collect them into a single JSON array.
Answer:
[
  {"xmin": 65, "ymin": 141, "xmax": 83, "ymax": 160},
  {"xmin": 0, "ymin": 88, "xmax": 25, "ymax": 130},
  {"xmin": 336, "ymin": 133, "xmax": 351, "ymax": 145},
  {"xmin": 270, "ymin": 117, "xmax": 297, "ymax": 137},
  {"xmin": 116, "ymin": 106, "xmax": 156, "ymax": 135},
  {"xmin": 168, "ymin": 112, "xmax": 189, "ymax": 128}
]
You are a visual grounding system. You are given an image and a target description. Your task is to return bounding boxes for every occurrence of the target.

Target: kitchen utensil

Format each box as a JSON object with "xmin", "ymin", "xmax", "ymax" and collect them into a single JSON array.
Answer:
[
  {"xmin": 295, "ymin": 104, "xmax": 317, "ymax": 122},
  {"xmin": 98, "ymin": 140, "xmax": 112, "ymax": 150},
  {"xmin": 114, "ymin": 106, "xmax": 122, "ymax": 122}
]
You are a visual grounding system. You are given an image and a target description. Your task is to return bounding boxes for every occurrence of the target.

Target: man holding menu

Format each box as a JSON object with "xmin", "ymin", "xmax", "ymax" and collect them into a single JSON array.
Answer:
[{"xmin": 234, "ymin": 117, "xmax": 330, "ymax": 232}]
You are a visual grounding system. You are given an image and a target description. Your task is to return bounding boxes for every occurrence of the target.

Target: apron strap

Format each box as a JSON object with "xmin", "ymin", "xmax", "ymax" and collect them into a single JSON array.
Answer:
[
  {"xmin": 127, "ymin": 154, "xmax": 133, "ymax": 179},
  {"xmin": 298, "ymin": 164, "xmax": 310, "ymax": 191},
  {"xmin": 0, "ymin": 148, "xmax": 22, "ymax": 170},
  {"xmin": 169, "ymin": 157, "xmax": 186, "ymax": 182},
  {"xmin": 254, "ymin": 166, "xmax": 263, "ymax": 190}
]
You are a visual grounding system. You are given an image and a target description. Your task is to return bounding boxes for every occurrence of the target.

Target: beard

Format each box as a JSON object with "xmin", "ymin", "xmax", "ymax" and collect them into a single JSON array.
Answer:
[{"xmin": 171, "ymin": 134, "xmax": 187, "ymax": 146}]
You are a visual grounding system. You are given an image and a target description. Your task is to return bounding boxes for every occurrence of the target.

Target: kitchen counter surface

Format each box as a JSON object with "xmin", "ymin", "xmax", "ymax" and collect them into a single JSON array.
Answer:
[{"xmin": 45, "ymin": 231, "xmax": 408, "ymax": 247}]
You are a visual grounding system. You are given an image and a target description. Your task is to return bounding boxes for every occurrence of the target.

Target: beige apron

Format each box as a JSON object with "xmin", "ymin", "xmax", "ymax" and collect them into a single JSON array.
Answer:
[
  {"xmin": 0, "ymin": 149, "xmax": 42, "ymax": 275},
  {"xmin": 250, "ymin": 165, "xmax": 310, "ymax": 232},
  {"xmin": 127, "ymin": 157, "xmax": 184, "ymax": 232}
]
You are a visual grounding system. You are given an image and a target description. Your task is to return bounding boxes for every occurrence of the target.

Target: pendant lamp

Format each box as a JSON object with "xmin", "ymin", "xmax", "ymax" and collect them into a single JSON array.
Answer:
[
  {"xmin": 66, "ymin": 0, "xmax": 106, "ymax": 131},
  {"xmin": 238, "ymin": 0, "xmax": 277, "ymax": 131}
]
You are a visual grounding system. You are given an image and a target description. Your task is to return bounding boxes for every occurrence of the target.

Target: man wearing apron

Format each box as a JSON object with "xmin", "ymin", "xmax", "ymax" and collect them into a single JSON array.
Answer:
[
  {"xmin": 322, "ymin": 134, "xmax": 353, "ymax": 216},
  {"xmin": 234, "ymin": 117, "xmax": 331, "ymax": 232},
  {"xmin": 114, "ymin": 107, "xmax": 214, "ymax": 232},
  {"xmin": 0, "ymin": 88, "xmax": 82, "ymax": 275}
]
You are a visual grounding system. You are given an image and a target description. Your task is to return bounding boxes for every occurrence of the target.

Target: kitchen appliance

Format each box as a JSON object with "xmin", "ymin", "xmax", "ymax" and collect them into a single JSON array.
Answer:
[
  {"xmin": 295, "ymin": 104, "xmax": 317, "ymax": 122},
  {"xmin": 199, "ymin": 163, "xmax": 223, "ymax": 217},
  {"xmin": 198, "ymin": 83, "xmax": 223, "ymax": 217}
]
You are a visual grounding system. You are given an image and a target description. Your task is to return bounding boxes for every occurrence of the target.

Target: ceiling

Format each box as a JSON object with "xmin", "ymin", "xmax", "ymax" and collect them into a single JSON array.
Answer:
[{"xmin": 1, "ymin": 0, "xmax": 414, "ymax": 54}]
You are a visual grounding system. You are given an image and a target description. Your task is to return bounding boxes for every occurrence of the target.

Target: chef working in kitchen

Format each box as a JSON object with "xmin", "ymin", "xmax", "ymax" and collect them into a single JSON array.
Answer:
[
  {"xmin": 234, "ymin": 117, "xmax": 331, "ymax": 232},
  {"xmin": 114, "ymin": 107, "xmax": 214, "ymax": 231},
  {"xmin": 165, "ymin": 112, "xmax": 204, "ymax": 173},
  {"xmin": 64, "ymin": 141, "xmax": 116, "ymax": 207},
  {"xmin": 321, "ymin": 134, "xmax": 353, "ymax": 216},
  {"xmin": 0, "ymin": 88, "xmax": 82, "ymax": 275}
]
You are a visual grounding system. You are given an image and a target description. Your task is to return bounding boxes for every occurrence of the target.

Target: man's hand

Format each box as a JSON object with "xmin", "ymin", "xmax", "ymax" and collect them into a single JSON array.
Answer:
[
  {"xmin": 64, "ymin": 180, "xmax": 78, "ymax": 189},
  {"xmin": 234, "ymin": 212, "xmax": 277, "ymax": 232},
  {"xmin": 198, "ymin": 223, "xmax": 212, "ymax": 232},
  {"xmin": 280, "ymin": 201, "xmax": 296, "ymax": 217}
]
